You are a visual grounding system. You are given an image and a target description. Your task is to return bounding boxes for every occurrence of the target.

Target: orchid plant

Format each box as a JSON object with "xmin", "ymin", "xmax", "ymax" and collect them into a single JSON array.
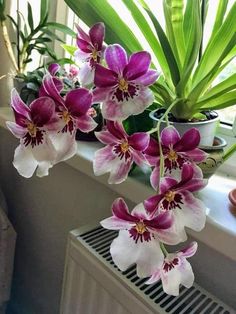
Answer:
[{"xmin": 7, "ymin": 22, "xmax": 210, "ymax": 296}]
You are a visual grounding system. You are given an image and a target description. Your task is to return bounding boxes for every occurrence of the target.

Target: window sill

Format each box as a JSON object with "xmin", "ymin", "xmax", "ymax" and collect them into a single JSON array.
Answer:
[{"xmin": 1, "ymin": 107, "xmax": 236, "ymax": 261}]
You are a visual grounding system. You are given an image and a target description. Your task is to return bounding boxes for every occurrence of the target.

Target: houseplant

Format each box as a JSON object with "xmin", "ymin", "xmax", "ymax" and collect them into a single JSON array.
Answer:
[{"xmin": 64, "ymin": 0, "xmax": 236, "ymax": 146}]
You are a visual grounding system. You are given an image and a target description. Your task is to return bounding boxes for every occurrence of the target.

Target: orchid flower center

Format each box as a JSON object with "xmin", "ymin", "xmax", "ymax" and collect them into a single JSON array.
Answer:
[
  {"xmin": 167, "ymin": 148, "xmax": 178, "ymax": 162},
  {"xmin": 62, "ymin": 111, "xmax": 71, "ymax": 124},
  {"xmin": 135, "ymin": 221, "xmax": 147, "ymax": 234},
  {"xmin": 163, "ymin": 257, "xmax": 179, "ymax": 273},
  {"xmin": 120, "ymin": 141, "xmax": 129, "ymax": 153},
  {"xmin": 27, "ymin": 122, "xmax": 37, "ymax": 137},
  {"xmin": 91, "ymin": 48, "xmax": 98, "ymax": 62},
  {"xmin": 164, "ymin": 190, "xmax": 176, "ymax": 202},
  {"xmin": 118, "ymin": 78, "xmax": 129, "ymax": 92}
]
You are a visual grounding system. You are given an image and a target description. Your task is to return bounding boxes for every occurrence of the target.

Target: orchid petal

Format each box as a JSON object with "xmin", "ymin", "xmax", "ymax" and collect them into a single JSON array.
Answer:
[
  {"xmin": 36, "ymin": 161, "xmax": 53, "ymax": 177},
  {"xmin": 48, "ymin": 63, "xmax": 60, "ymax": 76},
  {"xmin": 76, "ymin": 114, "xmax": 97, "ymax": 133},
  {"xmin": 106, "ymin": 121, "xmax": 126, "ymax": 140},
  {"xmin": 74, "ymin": 49, "xmax": 90, "ymax": 63},
  {"xmin": 78, "ymin": 63, "xmax": 95, "ymax": 87},
  {"xmin": 94, "ymin": 64, "xmax": 118, "ymax": 87},
  {"xmin": 13, "ymin": 145, "xmax": 38, "ymax": 178},
  {"xmin": 30, "ymin": 97, "xmax": 55, "ymax": 126},
  {"xmin": 129, "ymin": 132, "xmax": 150, "ymax": 151},
  {"xmin": 93, "ymin": 145, "xmax": 116, "ymax": 176},
  {"xmin": 161, "ymin": 126, "xmax": 181, "ymax": 147},
  {"xmin": 51, "ymin": 132, "xmax": 77, "ymax": 163},
  {"xmin": 95, "ymin": 130, "xmax": 117, "ymax": 145},
  {"xmin": 132, "ymin": 150, "xmax": 148, "ymax": 167},
  {"xmin": 102, "ymin": 87, "xmax": 154, "ymax": 121},
  {"xmin": 144, "ymin": 194, "xmax": 163, "ymax": 214},
  {"xmin": 65, "ymin": 88, "xmax": 92, "ymax": 116},
  {"xmin": 179, "ymin": 242, "xmax": 198, "ymax": 258},
  {"xmin": 76, "ymin": 23, "xmax": 91, "ymax": 42},
  {"xmin": 11, "ymin": 89, "xmax": 30, "ymax": 119},
  {"xmin": 150, "ymin": 165, "xmax": 160, "ymax": 190},
  {"xmin": 89, "ymin": 22, "xmax": 105, "ymax": 50},
  {"xmin": 177, "ymin": 177, "xmax": 208, "ymax": 192},
  {"xmin": 6, "ymin": 121, "xmax": 27, "ymax": 138},
  {"xmin": 181, "ymin": 148, "xmax": 208, "ymax": 163},
  {"xmin": 123, "ymin": 51, "xmax": 151, "ymax": 80},
  {"xmin": 174, "ymin": 128, "xmax": 200, "ymax": 151},
  {"xmin": 105, "ymin": 44, "xmax": 128, "ymax": 74},
  {"xmin": 76, "ymin": 38, "xmax": 92, "ymax": 53},
  {"xmin": 108, "ymin": 158, "xmax": 132, "ymax": 184},
  {"xmin": 111, "ymin": 198, "xmax": 136, "ymax": 222},
  {"xmin": 145, "ymin": 270, "xmax": 161, "ymax": 285},
  {"xmin": 110, "ymin": 230, "xmax": 164, "ymax": 277},
  {"xmin": 42, "ymin": 74, "xmax": 64, "ymax": 106},
  {"xmin": 100, "ymin": 216, "xmax": 133, "ymax": 230},
  {"xmin": 132, "ymin": 69, "xmax": 159, "ymax": 86},
  {"xmin": 31, "ymin": 135, "xmax": 57, "ymax": 162},
  {"xmin": 160, "ymin": 177, "xmax": 178, "ymax": 194},
  {"xmin": 92, "ymin": 87, "xmax": 110, "ymax": 103}
]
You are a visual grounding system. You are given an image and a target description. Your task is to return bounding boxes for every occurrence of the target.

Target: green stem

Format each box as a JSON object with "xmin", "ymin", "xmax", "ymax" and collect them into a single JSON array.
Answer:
[
  {"xmin": 223, "ymin": 143, "xmax": 236, "ymax": 162},
  {"xmin": 160, "ymin": 242, "xmax": 168, "ymax": 257}
]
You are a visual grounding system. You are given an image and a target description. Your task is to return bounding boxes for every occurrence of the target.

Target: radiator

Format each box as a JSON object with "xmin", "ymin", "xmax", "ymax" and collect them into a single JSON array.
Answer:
[{"xmin": 60, "ymin": 224, "xmax": 235, "ymax": 314}]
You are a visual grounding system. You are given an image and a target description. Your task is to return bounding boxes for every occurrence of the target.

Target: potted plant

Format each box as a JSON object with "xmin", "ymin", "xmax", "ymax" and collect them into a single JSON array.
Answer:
[
  {"xmin": 64, "ymin": 0, "xmax": 236, "ymax": 146},
  {"xmin": 0, "ymin": 0, "xmax": 75, "ymax": 98}
]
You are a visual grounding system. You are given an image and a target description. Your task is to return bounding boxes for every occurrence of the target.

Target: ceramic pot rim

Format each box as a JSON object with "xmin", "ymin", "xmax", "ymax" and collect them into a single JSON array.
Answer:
[
  {"xmin": 199, "ymin": 136, "xmax": 227, "ymax": 150},
  {"xmin": 149, "ymin": 109, "xmax": 220, "ymax": 126}
]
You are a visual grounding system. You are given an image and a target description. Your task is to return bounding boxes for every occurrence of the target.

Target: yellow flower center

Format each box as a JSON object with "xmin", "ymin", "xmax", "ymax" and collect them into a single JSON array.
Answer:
[
  {"xmin": 91, "ymin": 48, "xmax": 98, "ymax": 62},
  {"xmin": 62, "ymin": 111, "xmax": 71, "ymax": 124},
  {"xmin": 118, "ymin": 78, "xmax": 129, "ymax": 92},
  {"xmin": 120, "ymin": 141, "xmax": 129, "ymax": 153},
  {"xmin": 135, "ymin": 221, "xmax": 146, "ymax": 234},
  {"xmin": 167, "ymin": 148, "xmax": 178, "ymax": 162},
  {"xmin": 27, "ymin": 122, "xmax": 37, "ymax": 137},
  {"xmin": 164, "ymin": 190, "xmax": 176, "ymax": 203}
]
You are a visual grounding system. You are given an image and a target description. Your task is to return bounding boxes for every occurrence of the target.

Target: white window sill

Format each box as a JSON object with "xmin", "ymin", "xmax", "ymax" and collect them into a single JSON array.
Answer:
[{"xmin": 1, "ymin": 107, "xmax": 236, "ymax": 261}]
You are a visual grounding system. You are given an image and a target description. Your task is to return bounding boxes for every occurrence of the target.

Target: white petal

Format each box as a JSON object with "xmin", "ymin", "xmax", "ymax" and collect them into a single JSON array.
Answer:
[
  {"xmin": 161, "ymin": 265, "xmax": 182, "ymax": 296},
  {"xmin": 79, "ymin": 63, "xmax": 95, "ymax": 87},
  {"xmin": 36, "ymin": 161, "xmax": 53, "ymax": 177},
  {"xmin": 13, "ymin": 145, "xmax": 38, "ymax": 178},
  {"xmin": 110, "ymin": 230, "xmax": 164, "ymax": 277},
  {"xmin": 50, "ymin": 132, "xmax": 77, "ymax": 163},
  {"xmin": 100, "ymin": 217, "xmax": 133, "ymax": 230}
]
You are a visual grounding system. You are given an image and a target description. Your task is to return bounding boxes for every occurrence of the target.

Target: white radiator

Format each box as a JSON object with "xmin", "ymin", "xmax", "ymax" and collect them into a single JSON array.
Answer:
[{"xmin": 60, "ymin": 225, "xmax": 235, "ymax": 314}]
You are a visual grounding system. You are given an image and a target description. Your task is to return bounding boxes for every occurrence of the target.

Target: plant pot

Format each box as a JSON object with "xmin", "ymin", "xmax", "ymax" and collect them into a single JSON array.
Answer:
[
  {"xmin": 149, "ymin": 109, "xmax": 219, "ymax": 146},
  {"xmin": 198, "ymin": 136, "xmax": 227, "ymax": 178}
]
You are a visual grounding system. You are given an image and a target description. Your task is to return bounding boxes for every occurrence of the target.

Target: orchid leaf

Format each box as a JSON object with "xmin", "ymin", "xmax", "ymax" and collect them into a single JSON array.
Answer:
[
  {"xmin": 27, "ymin": 2, "xmax": 34, "ymax": 31},
  {"xmin": 0, "ymin": 0, "xmax": 6, "ymax": 21},
  {"xmin": 192, "ymin": 1, "xmax": 236, "ymax": 86},
  {"xmin": 45, "ymin": 22, "xmax": 76, "ymax": 37},
  {"xmin": 64, "ymin": 0, "xmax": 143, "ymax": 54},
  {"xmin": 197, "ymin": 90, "xmax": 236, "ymax": 110},
  {"xmin": 40, "ymin": 0, "xmax": 49, "ymax": 25},
  {"xmin": 140, "ymin": 1, "xmax": 180, "ymax": 86},
  {"xmin": 211, "ymin": 0, "xmax": 229, "ymax": 38},
  {"xmin": 61, "ymin": 44, "xmax": 77, "ymax": 56}
]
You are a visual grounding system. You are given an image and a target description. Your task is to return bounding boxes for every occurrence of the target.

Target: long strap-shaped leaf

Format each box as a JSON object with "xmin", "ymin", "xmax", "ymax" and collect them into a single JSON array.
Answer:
[
  {"xmin": 210, "ymin": 0, "xmax": 229, "ymax": 41},
  {"xmin": 192, "ymin": 1, "xmax": 236, "ymax": 87},
  {"xmin": 197, "ymin": 90, "xmax": 236, "ymax": 110},
  {"xmin": 139, "ymin": 0, "xmax": 180, "ymax": 87},
  {"xmin": 64, "ymin": 0, "xmax": 143, "ymax": 54}
]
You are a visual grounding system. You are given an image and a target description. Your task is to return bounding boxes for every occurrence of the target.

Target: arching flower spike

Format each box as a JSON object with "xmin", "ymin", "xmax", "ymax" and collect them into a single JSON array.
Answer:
[
  {"xmin": 93, "ymin": 44, "xmax": 159, "ymax": 121},
  {"xmin": 146, "ymin": 242, "xmax": 198, "ymax": 296},
  {"xmin": 93, "ymin": 120, "xmax": 150, "ymax": 184}
]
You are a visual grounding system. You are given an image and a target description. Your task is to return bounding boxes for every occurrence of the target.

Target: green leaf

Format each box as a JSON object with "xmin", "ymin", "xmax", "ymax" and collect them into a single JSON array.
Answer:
[
  {"xmin": 192, "ymin": 2, "xmax": 236, "ymax": 86},
  {"xmin": 211, "ymin": 0, "xmax": 229, "ymax": 37},
  {"xmin": 197, "ymin": 90, "xmax": 236, "ymax": 110},
  {"xmin": 140, "ymin": 1, "xmax": 180, "ymax": 87},
  {"xmin": 27, "ymin": 2, "xmax": 34, "ymax": 30},
  {"xmin": 0, "ymin": 0, "xmax": 6, "ymax": 21},
  {"xmin": 40, "ymin": 0, "xmax": 49, "ymax": 24},
  {"xmin": 42, "ymin": 29, "xmax": 64, "ymax": 43},
  {"xmin": 61, "ymin": 44, "xmax": 77, "ymax": 56},
  {"xmin": 64, "ymin": 0, "xmax": 143, "ymax": 54},
  {"xmin": 45, "ymin": 22, "xmax": 77, "ymax": 37},
  {"xmin": 55, "ymin": 58, "xmax": 75, "ymax": 65}
]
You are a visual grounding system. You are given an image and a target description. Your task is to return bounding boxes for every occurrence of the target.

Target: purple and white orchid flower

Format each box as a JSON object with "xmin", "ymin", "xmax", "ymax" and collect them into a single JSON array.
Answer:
[
  {"xmin": 100, "ymin": 198, "xmax": 181, "ymax": 277},
  {"xmin": 144, "ymin": 163, "xmax": 207, "ymax": 240},
  {"xmin": 6, "ymin": 89, "xmax": 58, "ymax": 178},
  {"xmin": 93, "ymin": 44, "xmax": 159, "ymax": 121},
  {"xmin": 93, "ymin": 120, "xmax": 150, "ymax": 184},
  {"xmin": 146, "ymin": 242, "xmax": 197, "ymax": 296},
  {"xmin": 145, "ymin": 126, "xmax": 208, "ymax": 190},
  {"xmin": 75, "ymin": 22, "xmax": 105, "ymax": 86},
  {"xmin": 39, "ymin": 73, "xmax": 97, "ymax": 163}
]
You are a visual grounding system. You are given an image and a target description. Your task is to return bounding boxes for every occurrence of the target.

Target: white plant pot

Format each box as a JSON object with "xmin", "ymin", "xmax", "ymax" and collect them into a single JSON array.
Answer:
[{"xmin": 149, "ymin": 109, "xmax": 220, "ymax": 146}]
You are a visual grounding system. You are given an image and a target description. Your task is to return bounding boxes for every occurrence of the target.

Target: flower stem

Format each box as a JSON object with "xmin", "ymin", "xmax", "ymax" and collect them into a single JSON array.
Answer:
[
  {"xmin": 160, "ymin": 242, "xmax": 168, "ymax": 257},
  {"xmin": 223, "ymin": 144, "xmax": 236, "ymax": 162}
]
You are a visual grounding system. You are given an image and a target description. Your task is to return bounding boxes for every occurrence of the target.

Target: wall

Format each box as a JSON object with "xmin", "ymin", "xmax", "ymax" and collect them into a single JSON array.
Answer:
[{"xmin": 0, "ymin": 127, "xmax": 236, "ymax": 313}]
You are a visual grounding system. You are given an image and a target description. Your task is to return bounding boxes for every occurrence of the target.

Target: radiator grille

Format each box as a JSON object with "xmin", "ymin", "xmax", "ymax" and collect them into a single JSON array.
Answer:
[{"xmin": 77, "ymin": 225, "xmax": 235, "ymax": 314}]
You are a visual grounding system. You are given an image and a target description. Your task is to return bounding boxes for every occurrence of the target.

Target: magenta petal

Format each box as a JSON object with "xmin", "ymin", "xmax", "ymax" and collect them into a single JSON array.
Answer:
[
  {"xmin": 150, "ymin": 165, "xmax": 160, "ymax": 190},
  {"xmin": 132, "ymin": 150, "xmax": 148, "ymax": 167},
  {"xmin": 76, "ymin": 23, "xmax": 91, "ymax": 42},
  {"xmin": 11, "ymin": 89, "xmax": 30, "ymax": 118},
  {"xmin": 174, "ymin": 128, "xmax": 200, "ymax": 151},
  {"xmin": 178, "ymin": 177, "xmax": 208, "ymax": 192},
  {"xmin": 144, "ymin": 194, "xmax": 163, "ymax": 214},
  {"xmin": 6, "ymin": 121, "xmax": 27, "ymax": 138},
  {"xmin": 48, "ymin": 63, "xmax": 60, "ymax": 76},
  {"xmin": 92, "ymin": 87, "xmax": 110, "ymax": 102},
  {"xmin": 159, "ymin": 177, "xmax": 178, "ymax": 194},
  {"xmin": 123, "ymin": 51, "xmax": 151, "ymax": 80},
  {"xmin": 181, "ymin": 148, "xmax": 208, "ymax": 162},
  {"xmin": 132, "ymin": 69, "xmax": 159, "ymax": 86},
  {"xmin": 106, "ymin": 121, "xmax": 126, "ymax": 140},
  {"xmin": 42, "ymin": 74, "xmax": 64, "ymax": 105},
  {"xmin": 105, "ymin": 44, "xmax": 128, "ymax": 74},
  {"xmin": 180, "ymin": 163, "xmax": 194, "ymax": 183},
  {"xmin": 53, "ymin": 77, "xmax": 64, "ymax": 93},
  {"xmin": 94, "ymin": 64, "xmax": 118, "ymax": 87},
  {"xmin": 76, "ymin": 114, "xmax": 97, "ymax": 133},
  {"xmin": 13, "ymin": 110, "xmax": 28, "ymax": 127},
  {"xmin": 112, "ymin": 198, "xmax": 136, "ymax": 222},
  {"xmin": 147, "ymin": 211, "xmax": 172, "ymax": 230},
  {"xmin": 161, "ymin": 126, "xmax": 181, "ymax": 147},
  {"xmin": 89, "ymin": 22, "xmax": 105, "ymax": 51},
  {"xmin": 65, "ymin": 88, "xmax": 92, "ymax": 116},
  {"xmin": 95, "ymin": 130, "xmax": 117, "ymax": 145},
  {"xmin": 180, "ymin": 242, "xmax": 198, "ymax": 258},
  {"xmin": 76, "ymin": 38, "xmax": 92, "ymax": 53},
  {"xmin": 129, "ymin": 132, "xmax": 150, "ymax": 151},
  {"xmin": 30, "ymin": 97, "xmax": 55, "ymax": 126}
]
